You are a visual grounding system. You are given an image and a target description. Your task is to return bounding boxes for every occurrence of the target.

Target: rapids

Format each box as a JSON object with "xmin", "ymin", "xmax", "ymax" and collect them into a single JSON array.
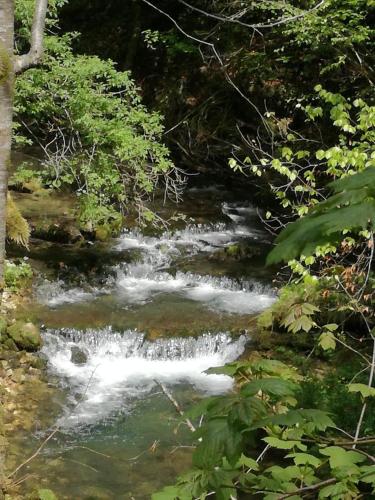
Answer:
[{"xmin": 10, "ymin": 185, "xmax": 276, "ymax": 498}]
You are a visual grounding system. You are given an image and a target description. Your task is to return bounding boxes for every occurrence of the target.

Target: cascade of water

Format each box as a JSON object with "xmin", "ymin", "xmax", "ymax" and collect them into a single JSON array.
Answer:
[
  {"xmin": 35, "ymin": 202, "xmax": 275, "ymax": 312},
  {"xmin": 41, "ymin": 329, "xmax": 248, "ymax": 428}
]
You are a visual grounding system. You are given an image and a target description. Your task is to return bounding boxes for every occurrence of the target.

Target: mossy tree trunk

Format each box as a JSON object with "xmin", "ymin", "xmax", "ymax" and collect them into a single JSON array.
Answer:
[
  {"xmin": 0, "ymin": 0, "xmax": 48, "ymax": 295},
  {"xmin": 0, "ymin": 1, "xmax": 47, "ymax": 491},
  {"xmin": 0, "ymin": 0, "xmax": 14, "ymax": 293}
]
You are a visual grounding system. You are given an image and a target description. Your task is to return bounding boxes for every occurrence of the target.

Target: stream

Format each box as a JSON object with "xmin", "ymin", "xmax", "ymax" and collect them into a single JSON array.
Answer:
[{"xmin": 9, "ymin": 183, "xmax": 275, "ymax": 499}]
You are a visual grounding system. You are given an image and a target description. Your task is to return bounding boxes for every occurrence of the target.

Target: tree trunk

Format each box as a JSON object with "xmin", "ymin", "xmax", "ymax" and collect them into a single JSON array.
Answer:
[{"xmin": 0, "ymin": 0, "xmax": 14, "ymax": 291}]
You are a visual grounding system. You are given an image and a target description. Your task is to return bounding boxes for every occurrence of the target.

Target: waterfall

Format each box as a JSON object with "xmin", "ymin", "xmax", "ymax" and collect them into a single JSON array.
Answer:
[{"xmin": 41, "ymin": 329, "xmax": 248, "ymax": 428}]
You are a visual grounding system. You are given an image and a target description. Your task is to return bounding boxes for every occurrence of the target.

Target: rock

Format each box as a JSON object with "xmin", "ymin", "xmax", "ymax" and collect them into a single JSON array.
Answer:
[
  {"xmin": 70, "ymin": 345, "xmax": 88, "ymax": 365},
  {"xmin": 225, "ymin": 244, "xmax": 241, "ymax": 257},
  {"xmin": 7, "ymin": 321, "xmax": 42, "ymax": 351},
  {"xmin": 11, "ymin": 368, "xmax": 25, "ymax": 384},
  {"xmin": 31, "ymin": 355, "xmax": 46, "ymax": 369},
  {"xmin": 0, "ymin": 316, "xmax": 7, "ymax": 342},
  {"xmin": 2, "ymin": 338, "xmax": 18, "ymax": 351},
  {"xmin": 62, "ymin": 223, "xmax": 83, "ymax": 243},
  {"xmin": 33, "ymin": 221, "xmax": 83, "ymax": 244},
  {"xmin": 0, "ymin": 350, "xmax": 19, "ymax": 362}
]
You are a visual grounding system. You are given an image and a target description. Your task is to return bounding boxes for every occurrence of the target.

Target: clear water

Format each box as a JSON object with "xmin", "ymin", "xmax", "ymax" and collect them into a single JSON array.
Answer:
[{"xmin": 9, "ymin": 185, "xmax": 275, "ymax": 499}]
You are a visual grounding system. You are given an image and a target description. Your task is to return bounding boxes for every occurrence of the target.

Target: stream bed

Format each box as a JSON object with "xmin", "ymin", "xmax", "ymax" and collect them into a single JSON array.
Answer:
[{"xmin": 8, "ymin": 184, "xmax": 275, "ymax": 499}]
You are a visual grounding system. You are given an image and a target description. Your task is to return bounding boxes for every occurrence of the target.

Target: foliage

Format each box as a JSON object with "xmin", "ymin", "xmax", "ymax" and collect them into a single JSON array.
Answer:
[
  {"xmin": 257, "ymin": 279, "xmax": 345, "ymax": 351},
  {"xmin": 153, "ymin": 358, "xmax": 375, "ymax": 499},
  {"xmin": 141, "ymin": 0, "xmax": 374, "ymax": 167},
  {"xmin": 152, "ymin": 82, "xmax": 375, "ymax": 498},
  {"xmin": 268, "ymin": 167, "xmax": 375, "ymax": 264},
  {"xmin": 4, "ymin": 260, "xmax": 33, "ymax": 292},
  {"xmin": 6, "ymin": 193, "xmax": 30, "ymax": 248},
  {"xmin": 14, "ymin": 4, "xmax": 182, "ymax": 229},
  {"xmin": 229, "ymin": 91, "xmax": 375, "ymax": 332},
  {"xmin": 9, "ymin": 164, "xmax": 44, "ymax": 194}
]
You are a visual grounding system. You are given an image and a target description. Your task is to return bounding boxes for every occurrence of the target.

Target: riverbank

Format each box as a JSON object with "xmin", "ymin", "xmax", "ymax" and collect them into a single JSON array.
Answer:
[{"xmin": 0, "ymin": 309, "xmax": 54, "ymax": 499}]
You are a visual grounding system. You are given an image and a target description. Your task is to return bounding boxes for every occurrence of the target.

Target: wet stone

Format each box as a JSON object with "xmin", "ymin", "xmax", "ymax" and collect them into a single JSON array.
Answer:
[{"xmin": 70, "ymin": 345, "xmax": 88, "ymax": 365}]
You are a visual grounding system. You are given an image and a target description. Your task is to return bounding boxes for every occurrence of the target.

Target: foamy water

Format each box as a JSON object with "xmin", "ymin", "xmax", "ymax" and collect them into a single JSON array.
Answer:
[
  {"xmin": 42, "ymin": 328, "xmax": 247, "ymax": 428},
  {"xmin": 36, "ymin": 202, "xmax": 273, "ymax": 313},
  {"xmin": 116, "ymin": 264, "xmax": 275, "ymax": 313},
  {"xmin": 36, "ymin": 279, "xmax": 100, "ymax": 306}
]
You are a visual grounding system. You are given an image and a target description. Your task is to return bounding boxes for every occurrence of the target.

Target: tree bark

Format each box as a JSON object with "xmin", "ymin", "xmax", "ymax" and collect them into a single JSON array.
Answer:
[
  {"xmin": 14, "ymin": 0, "xmax": 48, "ymax": 74},
  {"xmin": 0, "ymin": 0, "xmax": 15, "ymax": 291}
]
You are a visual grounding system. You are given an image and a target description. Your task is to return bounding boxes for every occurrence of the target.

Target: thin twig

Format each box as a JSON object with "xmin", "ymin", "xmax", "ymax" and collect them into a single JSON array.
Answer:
[{"xmin": 154, "ymin": 379, "xmax": 196, "ymax": 432}]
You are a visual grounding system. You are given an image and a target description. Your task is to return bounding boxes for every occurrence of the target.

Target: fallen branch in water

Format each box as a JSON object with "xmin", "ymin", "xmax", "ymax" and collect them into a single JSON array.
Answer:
[{"xmin": 154, "ymin": 379, "xmax": 196, "ymax": 432}]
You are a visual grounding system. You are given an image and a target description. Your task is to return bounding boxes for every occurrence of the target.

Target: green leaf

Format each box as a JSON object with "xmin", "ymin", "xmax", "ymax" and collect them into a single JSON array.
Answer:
[
  {"xmin": 241, "ymin": 378, "xmax": 298, "ymax": 397},
  {"xmin": 360, "ymin": 465, "xmax": 375, "ymax": 485},
  {"xmin": 205, "ymin": 361, "xmax": 248, "ymax": 376},
  {"xmin": 209, "ymin": 469, "xmax": 238, "ymax": 500},
  {"xmin": 319, "ymin": 332, "xmax": 336, "ymax": 351},
  {"xmin": 228, "ymin": 396, "xmax": 267, "ymax": 426},
  {"xmin": 320, "ymin": 446, "xmax": 366, "ymax": 468},
  {"xmin": 260, "ymin": 409, "xmax": 335, "ymax": 432},
  {"xmin": 193, "ymin": 418, "xmax": 243, "ymax": 467},
  {"xmin": 184, "ymin": 397, "xmax": 217, "ymax": 420},
  {"xmin": 319, "ymin": 481, "xmax": 356, "ymax": 498},
  {"xmin": 267, "ymin": 168, "xmax": 375, "ymax": 264},
  {"xmin": 286, "ymin": 453, "xmax": 321, "ymax": 468},
  {"xmin": 324, "ymin": 324, "xmax": 338, "ymax": 332},
  {"xmin": 290, "ymin": 315, "xmax": 316, "ymax": 333},
  {"xmin": 236, "ymin": 454, "xmax": 259, "ymax": 470},
  {"xmin": 152, "ymin": 486, "xmax": 191, "ymax": 500},
  {"xmin": 347, "ymin": 383, "xmax": 375, "ymax": 398},
  {"xmin": 264, "ymin": 436, "xmax": 307, "ymax": 451},
  {"xmin": 301, "ymin": 303, "xmax": 320, "ymax": 315}
]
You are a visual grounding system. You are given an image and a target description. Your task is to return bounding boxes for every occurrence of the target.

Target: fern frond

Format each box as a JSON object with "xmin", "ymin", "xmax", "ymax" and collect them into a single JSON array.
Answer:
[{"xmin": 6, "ymin": 193, "xmax": 30, "ymax": 249}]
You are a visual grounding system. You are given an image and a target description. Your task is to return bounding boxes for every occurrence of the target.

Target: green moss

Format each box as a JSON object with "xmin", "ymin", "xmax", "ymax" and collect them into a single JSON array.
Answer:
[
  {"xmin": 0, "ymin": 317, "xmax": 7, "ymax": 340},
  {"xmin": 0, "ymin": 41, "xmax": 11, "ymax": 84},
  {"xmin": 95, "ymin": 224, "xmax": 111, "ymax": 241},
  {"xmin": 225, "ymin": 244, "xmax": 241, "ymax": 257},
  {"xmin": 7, "ymin": 321, "xmax": 42, "ymax": 351}
]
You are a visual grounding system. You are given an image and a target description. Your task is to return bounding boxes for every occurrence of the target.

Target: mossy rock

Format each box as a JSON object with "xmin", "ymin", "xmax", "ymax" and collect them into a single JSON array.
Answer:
[
  {"xmin": 1, "ymin": 338, "xmax": 18, "ymax": 351},
  {"xmin": 7, "ymin": 321, "xmax": 42, "ymax": 351},
  {"xmin": 95, "ymin": 224, "xmax": 111, "ymax": 241},
  {"xmin": 0, "ymin": 317, "xmax": 7, "ymax": 342},
  {"xmin": 225, "ymin": 244, "xmax": 241, "ymax": 257},
  {"xmin": 33, "ymin": 222, "xmax": 83, "ymax": 244}
]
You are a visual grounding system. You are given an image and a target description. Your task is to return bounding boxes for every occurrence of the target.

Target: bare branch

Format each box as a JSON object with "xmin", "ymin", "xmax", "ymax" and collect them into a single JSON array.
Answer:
[
  {"xmin": 277, "ymin": 478, "xmax": 336, "ymax": 499},
  {"xmin": 154, "ymin": 379, "xmax": 197, "ymax": 433},
  {"xmin": 140, "ymin": 0, "xmax": 271, "ymax": 133},
  {"xmin": 14, "ymin": 0, "xmax": 48, "ymax": 74},
  {"xmin": 178, "ymin": 0, "xmax": 326, "ymax": 30}
]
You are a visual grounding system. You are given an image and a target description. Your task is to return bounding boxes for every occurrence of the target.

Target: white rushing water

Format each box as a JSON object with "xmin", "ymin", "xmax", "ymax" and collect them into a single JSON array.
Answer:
[
  {"xmin": 42, "ymin": 328, "xmax": 248, "ymax": 428},
  {"xmin": 112, "ymin": 203, "xmax": 274, "ymax": 312},
  {"xmin": 35, "ymin": 202, "xmax": 275, "ymax": 313},
  {"xmin": 116, "ymin": 266, "xmax": 275, "ymax": 313},
  {"xmin": 36, "ymin": 279, "xmax": 101, "ymax": 306}
]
